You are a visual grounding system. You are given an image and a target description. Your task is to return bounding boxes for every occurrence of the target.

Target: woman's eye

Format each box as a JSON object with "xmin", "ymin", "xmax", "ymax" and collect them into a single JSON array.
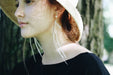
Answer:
[
  {"xmin": 25, "ymin": 0, "xmax": 31, "ymax": 3},
  {"xmin": 15, "ymin": 0, "xmax": 35, "ymax": 7},
  {"xmin": 25, "ymin": 0, "xmax": 34, "ymax": 4}
]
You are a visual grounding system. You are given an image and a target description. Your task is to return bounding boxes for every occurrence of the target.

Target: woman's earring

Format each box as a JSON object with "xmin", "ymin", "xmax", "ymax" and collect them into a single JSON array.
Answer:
[
  {"xmin": 54, "ymin": 14, "xmax": 61, "ymax": 29},
  {"xmin": 52, "ymin": 14, "xmax": 68, "ymax": 65},
  {"xmin": 33, "ymin": 38, "xmax": 43, "ymax": 57},
  {"xmin": 55, "ymin": 15, "xmax": 58, "ymax": 18},
  {"xmin": 29, "ymin": 38, "xmax": 37, "ymax": 62}
]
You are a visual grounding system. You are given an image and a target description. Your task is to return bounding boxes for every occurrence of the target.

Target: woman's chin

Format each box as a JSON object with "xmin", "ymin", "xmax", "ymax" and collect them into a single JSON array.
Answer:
[
  {"xmin": 20, "ymin": 28, "xmax": 44, "ymax": 38},
  {"xmin": 21, "ymin": 34, "xmax": 32, "ymax": 38},
  {"xmin": 21, "ymin": 32, "xmax": 34, "ymax": 38},
  {"xmin": 20, "ymin": 29, "xmax": 35, "ymax": 38},
  {"xmin": 21, "ymin": 32, "xmax": 39, "ymax": 38}
]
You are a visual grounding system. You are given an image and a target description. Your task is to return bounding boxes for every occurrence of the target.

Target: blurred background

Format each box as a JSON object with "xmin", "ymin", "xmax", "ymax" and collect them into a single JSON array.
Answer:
[
  {"xmin": 102, "ymin": 0, "xmax": 113, "ymax": 74},
  {"xmin": 0, "ymin": 0, "xmax": 113, "ymax": 75}
]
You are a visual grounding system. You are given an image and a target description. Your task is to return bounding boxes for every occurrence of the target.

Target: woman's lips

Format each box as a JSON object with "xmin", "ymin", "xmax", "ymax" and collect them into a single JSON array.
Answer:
[{"xmin": 19, "ymin": 22, "xmax": 28, "ymax": 28}]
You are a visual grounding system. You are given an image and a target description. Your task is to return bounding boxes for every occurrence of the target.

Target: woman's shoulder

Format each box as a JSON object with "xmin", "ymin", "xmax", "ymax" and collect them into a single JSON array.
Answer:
[
  {"xmin": 60, "ymin": 43, "xmax": 109, "ymax": 74},
  {"xmin": 66, "ymin": 52, "xmax": 97, "ymax": 64},
  {"xmin": 63, "ymin": 44, "xmax": 104, "ymax": 68},
  {"xmin": 60, "ymin": 43, "xmax": 92, "ymax": 60},
  {"xmin": 66, "ymin": 52, "xmax": 110, "ymax": 75}
]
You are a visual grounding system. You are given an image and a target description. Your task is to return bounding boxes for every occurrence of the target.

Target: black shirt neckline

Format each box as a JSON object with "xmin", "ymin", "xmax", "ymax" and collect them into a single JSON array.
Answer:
[{"xmin": 42, "ymin": 52, "xmax": 90, "ymax": 66}]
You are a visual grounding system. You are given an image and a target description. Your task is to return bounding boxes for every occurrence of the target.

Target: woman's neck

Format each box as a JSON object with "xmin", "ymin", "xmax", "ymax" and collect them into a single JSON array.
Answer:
[
  {"xmin": 35, "ymin": 25, "xmax": 71, "ymax": 65},
  {"xmin": 35, "ymin": 25, "xmax": 91, "ymax": 65}
]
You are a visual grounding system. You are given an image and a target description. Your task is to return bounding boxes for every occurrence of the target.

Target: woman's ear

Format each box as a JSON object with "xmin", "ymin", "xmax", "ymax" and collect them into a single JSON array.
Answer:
[{"xmin": 55, "ymin": 6, "xmax": 65, "ymax": 18}]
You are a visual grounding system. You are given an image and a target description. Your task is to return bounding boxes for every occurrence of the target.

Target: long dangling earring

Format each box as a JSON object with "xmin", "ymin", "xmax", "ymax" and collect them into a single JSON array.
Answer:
[
  {"xmin": 29, "ymin": 38, "xmax": 37, "ymax": 62},
  {"xmin": 33, "ymin": 37, "xmax": 43, "ymax": 57},
  {"xmin": 29, "ymin": 38, "xmax": 43, "ymax": 61},
  {"xmin": 53, "ymin": 15, "xmax": 68, "ymax": 65}
]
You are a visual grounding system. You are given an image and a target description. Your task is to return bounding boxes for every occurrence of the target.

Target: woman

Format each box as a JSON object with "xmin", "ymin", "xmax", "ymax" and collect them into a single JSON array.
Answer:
[{"xmin": 0, "ymin": 0, "xmax": 110, "ymax": 75}]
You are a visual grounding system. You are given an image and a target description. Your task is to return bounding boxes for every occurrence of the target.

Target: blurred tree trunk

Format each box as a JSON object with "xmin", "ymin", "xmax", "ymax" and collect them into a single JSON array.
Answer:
[
  {"xmin": 78, "ymin": 0, "xmax": 103, "ymax": 57},
  {"xmin": 0, "ymin": 9, "xmax": 24, "ymax": 75},
  {"xmin": 0, "ymin": 9, "xmax": 33, "ymax": 75}
]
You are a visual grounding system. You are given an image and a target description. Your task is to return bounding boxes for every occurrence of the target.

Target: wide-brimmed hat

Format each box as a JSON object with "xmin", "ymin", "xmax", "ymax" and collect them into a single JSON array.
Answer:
[
  {"xmin": 0, "ymin": 0, "xmax": 83, "ymax": 41},
  {"xmin": 0, "ymin": 0, "xmax": 18, "ymax": 25}
]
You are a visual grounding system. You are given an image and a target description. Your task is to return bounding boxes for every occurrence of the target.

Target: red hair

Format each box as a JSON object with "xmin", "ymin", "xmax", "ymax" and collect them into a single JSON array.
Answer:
[{"xmin": 48, "ymin": 0, "xmax": 80, "ymax": 42}]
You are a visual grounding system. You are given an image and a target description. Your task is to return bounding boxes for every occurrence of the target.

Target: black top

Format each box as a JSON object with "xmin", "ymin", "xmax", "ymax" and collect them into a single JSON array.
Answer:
[{"xmin": 12, "ymin": 52, "xmax": 110, "ymax": 75}]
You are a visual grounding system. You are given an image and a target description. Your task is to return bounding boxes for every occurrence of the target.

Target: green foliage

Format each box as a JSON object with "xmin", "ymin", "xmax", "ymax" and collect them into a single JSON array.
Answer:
[{"xmin": 104, "ymin": 24, "xmax": 113, "ymax": 53}]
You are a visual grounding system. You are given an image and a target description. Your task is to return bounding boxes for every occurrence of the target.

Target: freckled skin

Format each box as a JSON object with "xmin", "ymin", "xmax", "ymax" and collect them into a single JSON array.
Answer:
[
  {"xmin": 14, "ymin": 0, "xmax": 92, "ymax": 65},
  {"xmin": 15, "ymin": 0, "xmax": 55, "ymax": 38}
]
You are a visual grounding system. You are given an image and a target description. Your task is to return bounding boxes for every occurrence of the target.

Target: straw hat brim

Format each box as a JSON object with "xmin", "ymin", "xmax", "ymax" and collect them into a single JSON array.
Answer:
[
  {"xmin": 0, "ymin": 0, "xmax": 83, "ymax": 41},
  {"xmin": 0, "ymin": 0, "xmax": 18, "ymax": 25}
]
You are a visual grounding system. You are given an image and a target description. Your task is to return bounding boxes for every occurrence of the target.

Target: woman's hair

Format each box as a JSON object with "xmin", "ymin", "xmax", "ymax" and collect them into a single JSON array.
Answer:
[{"xmin": 48, "ymin": 0, "xmax": 80, "ymax": 42}]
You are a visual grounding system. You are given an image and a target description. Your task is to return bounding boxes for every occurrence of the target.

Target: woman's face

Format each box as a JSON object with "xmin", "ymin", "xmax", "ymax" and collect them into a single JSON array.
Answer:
[{"xmin": 15, "ymin": 0, "xmax": 55, "ymax": 38}]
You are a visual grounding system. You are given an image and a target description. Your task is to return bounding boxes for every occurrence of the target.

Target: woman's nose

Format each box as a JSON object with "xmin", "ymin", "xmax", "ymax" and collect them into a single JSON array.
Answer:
[{"xmin": 15, "ymin": 7, "xmax": 25, "ymax": 18}]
